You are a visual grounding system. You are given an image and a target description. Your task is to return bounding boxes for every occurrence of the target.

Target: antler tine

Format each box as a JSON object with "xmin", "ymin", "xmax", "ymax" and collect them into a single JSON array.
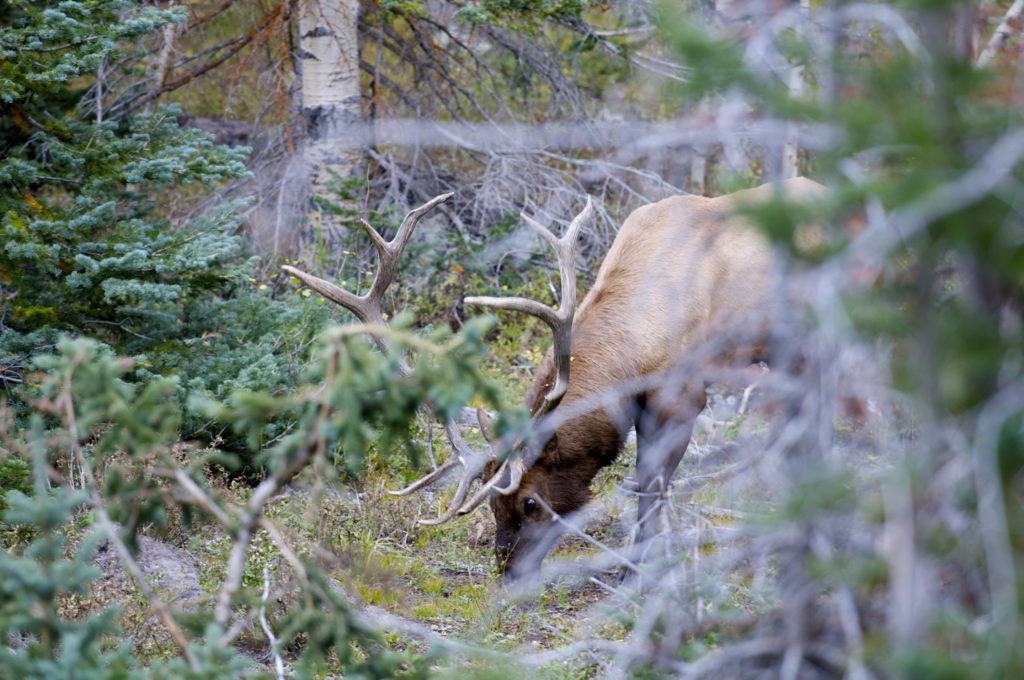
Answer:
[
  {"xmin": 283, "ymin": 192, "xmax": 453, "ymax": 328},
  {"xmin": 365, "ymin": 192, "xmax": 454, "ymax": 314},
  {"xmin": 456, "ymin": 457, "xmax": 527, "ymax": 516},
  {"xmin": 416, "ymin": 466, "xmax": 483, "ymax": 525},
  {"xmin": 386, "ymin": 454, "xmax": 461, "ymax": 497},
  {"xmin": 465, "ymin": 196, "xmax": 593, "ymax": 410},
  {"xmin": 388, "ymin": 418, "xmax": 482, "ymax": 490},
  {"xmin": 415, "ymin": 421, "xmax": 492, "ymax": 525}
]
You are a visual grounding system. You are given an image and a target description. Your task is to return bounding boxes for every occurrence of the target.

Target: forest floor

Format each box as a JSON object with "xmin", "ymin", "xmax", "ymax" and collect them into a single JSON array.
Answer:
[{"xmin": 67, "ymin": 367, "xmax": 823, "ymax": 677}]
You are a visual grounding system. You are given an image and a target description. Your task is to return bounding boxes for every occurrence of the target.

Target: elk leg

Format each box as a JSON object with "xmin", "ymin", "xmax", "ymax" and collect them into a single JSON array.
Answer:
[{"xmin": 632, "ymin": 386, "xmax": 708, "ymax": 560}]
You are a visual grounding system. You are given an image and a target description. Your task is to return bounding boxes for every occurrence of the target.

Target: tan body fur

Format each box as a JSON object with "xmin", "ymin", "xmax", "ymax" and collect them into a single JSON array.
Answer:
[{"xmin": 489, "ymin": 177, "xmax": 829, "ymax": 577}]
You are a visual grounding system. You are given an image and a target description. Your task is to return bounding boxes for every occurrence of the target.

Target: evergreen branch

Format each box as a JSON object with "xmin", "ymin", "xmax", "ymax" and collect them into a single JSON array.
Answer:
[
  {"xmin": 148, "ymin": 33, "xmax": 258, "ymax": 106},
  {"xmin": 82, "ymin": 319, "xmax": 154, "ymax": 341},
  {"xmin": 60, "ymin": 347, "xmax": 199, "ymax": 670},
  {"xmin": 122, "ymin": 1, "xmax": 290, "ymax": 116},
  {"xmin": 173, "ymin": 468, "xmax": 231, "ymax": 525},
  {"xmin": 560, "ymin": 15, "xmax": 688, "ymax": 82},
  {"xmin": 171, "ymin": 467, "xmax": 311, "ymax": 612},
  {"xmin": 149, "ymin": 231, "xmax": 202, "ymax": 257},
  {"xmin": 212, "ymin": 332, "xmax": 341, "ymax": 629},
  {"xmin": 185, "ymin": 0, "xmax": 240, "ymax": 33},
  {"xmin": 35, "ymin": 176, "xmax": 85, "ymax": 185},
  {"xmin": 845, "ymin": 127, "xmax": 1024, "ymax": 262},
  {"xmin": 331, "ymin": 321, "xmax": 474, "ymax": 357},
  {"xmin": 212, "ymin": 436, "xmax": 319, "ymax": 628},
  {"xmin": 0, "ymin": 35, "xmax": 100, "ymax": 53},
  {"xmin": 257, "ymin": 517, "xmax": 308, "ymax": 584},
  {"xmin": 357, "ymin": 56, "xmax": 421, "ymax": 113}
]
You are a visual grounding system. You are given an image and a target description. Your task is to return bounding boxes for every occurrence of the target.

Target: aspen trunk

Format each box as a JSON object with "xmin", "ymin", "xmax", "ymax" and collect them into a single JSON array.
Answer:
[
  {"xmin": 781, "ymin": 64, "xmax": 805, "ymax": 180},
  {"xmin": 298, "ymin": 0, "xmax": 362, "ymax": 257},
  {"xmin": 781, "ymin": 0, "xmax": 811, "ymax": 180}
]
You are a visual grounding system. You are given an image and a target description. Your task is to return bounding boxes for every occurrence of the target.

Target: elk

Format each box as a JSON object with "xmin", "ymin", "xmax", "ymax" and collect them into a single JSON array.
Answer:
[{"xmin": 284, "ymin": 177, "xmax": 828, "ymax": 580}]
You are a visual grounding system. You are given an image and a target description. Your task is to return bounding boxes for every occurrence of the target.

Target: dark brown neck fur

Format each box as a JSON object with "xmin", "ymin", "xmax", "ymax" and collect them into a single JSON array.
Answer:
[{"xmin": 523, "ymin": 325, "xmax": 627, "ymax": 515}]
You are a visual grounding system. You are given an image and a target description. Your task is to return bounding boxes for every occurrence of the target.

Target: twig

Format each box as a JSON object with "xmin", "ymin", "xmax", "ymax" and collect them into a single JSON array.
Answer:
[
  {"xmin": 536, "ymin": 495, "xmax": 643, "ymax": 575},
  {"xmin": 845, "ymin": 127, "xmax": 1024, "ymax": 263},
  {"xmin": 977, "ymin": 0, "xmax": 1024, "ymax": 67},
  {"xmin": 61, "ymin": 348, "xmax": 198, "ymax": 669},
  {"xmin": 257, "ymin": 517, "xmax": 309, "ymax": 584},
  {"xmin": 259, "ymin": 566, "xmax": 286, "ymax": 680},
  {"xmin": 173, "ymin": 468, "xmax": 231, "ymax": 525},
  {"xmin": 82, "ymin": 319, "xmax": 154, "ymax": 341},
  {"xmin": 971, "ymin": 379, "xmax": 1024, "ymax": 671}
]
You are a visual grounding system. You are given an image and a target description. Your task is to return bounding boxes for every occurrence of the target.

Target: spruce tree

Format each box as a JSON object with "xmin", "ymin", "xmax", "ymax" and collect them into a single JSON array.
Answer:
[{"xmin": 0, "ymin": 0, "xmax": 326, "ymax": 446}]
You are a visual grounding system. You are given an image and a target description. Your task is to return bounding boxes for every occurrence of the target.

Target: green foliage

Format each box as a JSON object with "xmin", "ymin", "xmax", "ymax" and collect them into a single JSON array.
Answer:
[
  {"xmin": 0, "ymin": 409, "xmax": 252, "ymax": 680},
  {"xmin": 0, "ymin": 450, "xmax": 138, "ymax": 680},
  {"xmin": 2, "ymin": 305, "xmax": 515, "ymax": 677},
  {"xmin": 0, "ymin": 449, "xmax": 32, "ymax": 513},
  {"xmin": 205, "ymin": 316, "xmax": 513, "ymax": 477},
  {"xmin": 0, "ymin": 453, "xmax": 254, "ymax": 679},
  {"xmin": 0, "ymin": 0, "xmax": 329, "ymax": 449},
  {"xmin": 8, "ymin": 0, "xmax": 1024, "ymax": 677},
  {"xmin": 456, "ymin": 0, "xmax": 593, "ymax": 30}
]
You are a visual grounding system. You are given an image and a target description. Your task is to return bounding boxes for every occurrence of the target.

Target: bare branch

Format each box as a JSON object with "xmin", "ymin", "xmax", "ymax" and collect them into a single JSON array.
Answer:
[{"xmin": 977, "ymin": 0, "xmax": 1024, "ymax": 67}]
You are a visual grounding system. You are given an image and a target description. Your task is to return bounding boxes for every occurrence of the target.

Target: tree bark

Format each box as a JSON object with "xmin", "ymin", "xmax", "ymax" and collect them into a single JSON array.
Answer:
[
  {"xmin": 781, "ymin": 0, "xmax": 811, "ymax": 180},
  {"xmin": 298, "ymin": 0, "xmax": 362, "ymax": 258},
  {"xmin": 977, "ymin": 0, "xmax": 1024, "ymax": 68},
  {"xmin": 781, "ymin": 64, "xmax": 805, "ymax": 180}
]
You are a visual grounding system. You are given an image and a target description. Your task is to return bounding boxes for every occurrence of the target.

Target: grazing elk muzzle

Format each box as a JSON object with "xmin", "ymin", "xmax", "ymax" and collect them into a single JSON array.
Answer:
[
  {"xmin": 490, "ymin": 490, "xmax": 563, "ymax": 579},
  {"xmin": 495, "ymin": 518, "xmax": 562, "ymax": 580}
]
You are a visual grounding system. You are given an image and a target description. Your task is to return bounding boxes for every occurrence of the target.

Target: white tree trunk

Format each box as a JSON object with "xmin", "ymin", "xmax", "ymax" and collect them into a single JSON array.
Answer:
[
  {"xmin": 780, "ymin": 0, "xmax": 810, "ymax": 180},
  {"xmin": 977, "ymin": 0, "xmax": 1024, "ymax": 68},
  {"xmin": 781, "ymin": 64, "xmax": 805, "ymax": 180},
  {"xmin": 298, "ymin": 0, "xmax": 362, "ymax": 255},
  {"xmin": 145, "ymin": 2, "xmax": 183, "ymax": 115}
]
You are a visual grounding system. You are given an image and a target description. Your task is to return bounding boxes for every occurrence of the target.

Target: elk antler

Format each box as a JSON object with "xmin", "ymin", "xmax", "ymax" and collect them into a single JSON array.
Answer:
[
  {"xmin": 283, "ymin": 192, "xmax": 453, "ymax": 364},
  {"xmin": 454, "ymin": 197, "xmax": 593, "ymax": 517},
  {"xmin": 389, "ymin": 417, "xmax": 495, "ymax": 526},
  {"xmin": 465, "ymin": 196, "xmax": 592, "ymax": 414},
  {"xmin": 283, "ymin": 193, "xmax": 495, "ymax": 524}
]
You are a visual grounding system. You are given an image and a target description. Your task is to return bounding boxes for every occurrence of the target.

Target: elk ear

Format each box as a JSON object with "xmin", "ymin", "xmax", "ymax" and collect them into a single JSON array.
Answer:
[
  {"xmin": 481, "ymin": 458, "xmax": 500, "ymax": 481},
  {"xmin": 476, "ymin": 407, "xmax": 496, "ymax": 442},
  {"xmin": 537, "ymin": 431, "xmax": 560, "ymax": 467}
]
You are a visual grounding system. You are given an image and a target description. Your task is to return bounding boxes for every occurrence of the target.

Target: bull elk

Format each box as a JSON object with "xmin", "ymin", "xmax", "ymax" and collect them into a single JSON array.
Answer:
[{"xmin": 283, "ymin": 177, "xmax": 828, "ymax": 580}]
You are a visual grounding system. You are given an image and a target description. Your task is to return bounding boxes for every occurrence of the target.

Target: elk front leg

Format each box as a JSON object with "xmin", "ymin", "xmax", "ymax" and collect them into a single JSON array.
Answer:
[{"xmin": 632, "ymin": 385, "xmax": 708, "ymax": 561}]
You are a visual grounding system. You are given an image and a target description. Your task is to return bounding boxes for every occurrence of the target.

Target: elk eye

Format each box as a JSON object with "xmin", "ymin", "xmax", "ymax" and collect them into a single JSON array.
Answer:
[{"xmin": 523, "ymin": 497, "xmax": 537, "ymax": 514}]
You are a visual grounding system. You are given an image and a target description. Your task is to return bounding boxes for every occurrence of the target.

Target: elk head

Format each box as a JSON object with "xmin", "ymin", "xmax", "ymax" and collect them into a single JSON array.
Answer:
[{"xmin": 476, "ymin": 406, "xmax": 604, "ymax": 579}]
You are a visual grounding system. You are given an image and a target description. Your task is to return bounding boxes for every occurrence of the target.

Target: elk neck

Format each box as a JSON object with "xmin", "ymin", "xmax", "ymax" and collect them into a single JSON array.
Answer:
[{"xmin": 522, "ymin": 318, "xmax": 635, "ymax": 500}]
